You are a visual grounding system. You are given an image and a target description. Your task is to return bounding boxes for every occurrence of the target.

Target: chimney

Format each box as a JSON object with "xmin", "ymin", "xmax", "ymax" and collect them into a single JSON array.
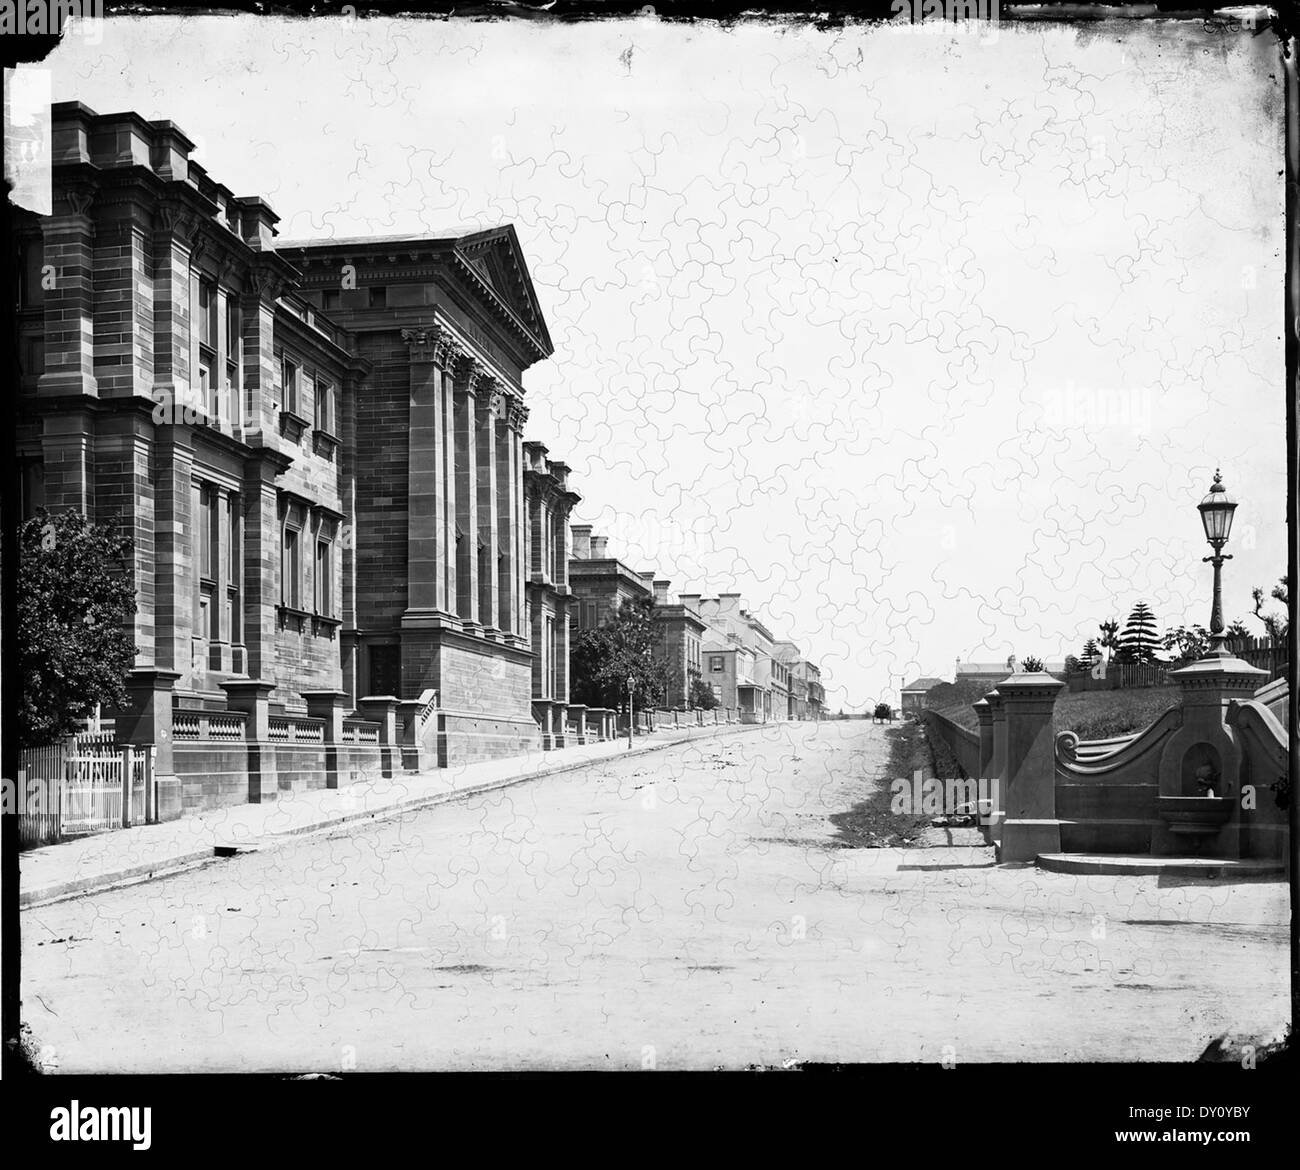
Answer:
[
  {"xmin": 679, "ymin": 593, "xmax": 701, "ymax": 612},
  {"xmin": 590, "ymin": 535, "xmax": 609, "ymax": 558},
  {"xmin": 718, "ymin": 593, "xmax": 742, "ymax": 614},
  {"xmin": 571, "ymin": 525, "xmax": 592, "ymax": 559},
  {"xmin": 653, "ymin": 579, "xmax": 670, "ymax": 605}
]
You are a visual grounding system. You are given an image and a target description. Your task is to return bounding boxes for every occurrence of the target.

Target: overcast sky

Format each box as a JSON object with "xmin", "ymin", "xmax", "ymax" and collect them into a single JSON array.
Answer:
[{"xmin": 33, "ymin": 14, "xmax": 1288, "ymax": 710}]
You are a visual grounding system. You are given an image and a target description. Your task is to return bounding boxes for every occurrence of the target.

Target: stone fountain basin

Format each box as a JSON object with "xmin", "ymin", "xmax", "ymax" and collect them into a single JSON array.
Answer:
[{"xmin": 1157, "ymin": 796, "xmax": 1234, "ymax": 832}]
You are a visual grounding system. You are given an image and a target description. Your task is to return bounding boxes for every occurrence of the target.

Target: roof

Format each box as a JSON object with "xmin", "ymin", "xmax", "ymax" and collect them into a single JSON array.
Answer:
[
  {"xmin": 275, "ymin": 225, "xmax": 553, "ymax": 360},
  {"xmin": 901, "ymin": 677, "xmax": 947, "ymax": 692}
]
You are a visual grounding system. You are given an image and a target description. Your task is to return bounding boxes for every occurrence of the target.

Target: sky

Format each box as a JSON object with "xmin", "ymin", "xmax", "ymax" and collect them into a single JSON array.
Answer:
[{"xmin": 24, "ymin": 13, "xmax": 1289, "ymax": 711}]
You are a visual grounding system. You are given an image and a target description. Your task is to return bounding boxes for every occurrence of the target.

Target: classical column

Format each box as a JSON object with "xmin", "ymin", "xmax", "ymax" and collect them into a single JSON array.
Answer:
[
  {"xmin": 452, "ymin": 352, "xmax": 481, "ymax": 628},
  {"xmin": 475, "ymin": 382, "xmax": 502, "ymax": 634},
  {"xmin": 496, "ymin": 396, "xmax": 528, "ymax": 638},
  {"xmin": 401, "ymin": 326, "xmax": 453, "ymax": 617},
  {"xmin": 510, "ymin": 399, "xmax": 529, "ymax": 641},
  {"xmin": 440, "ymin": 338, "xmax": 457, "ymax": 615}
]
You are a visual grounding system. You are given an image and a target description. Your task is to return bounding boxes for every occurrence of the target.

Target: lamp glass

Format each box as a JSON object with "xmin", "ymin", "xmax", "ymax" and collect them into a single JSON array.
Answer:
[{"xmin": 1198, "ymin": 498, "xmax": 1236, "ymax": 543}]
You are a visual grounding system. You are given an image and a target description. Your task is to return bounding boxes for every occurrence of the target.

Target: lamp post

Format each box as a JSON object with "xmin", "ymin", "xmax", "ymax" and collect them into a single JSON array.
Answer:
[
  {"xmin": 1197, "ymin": 468, "xmax": 1238, "ymax": 659},
  {"xmin": 627, "ymin": 675, "xmax": 635, "ymax": 750}
]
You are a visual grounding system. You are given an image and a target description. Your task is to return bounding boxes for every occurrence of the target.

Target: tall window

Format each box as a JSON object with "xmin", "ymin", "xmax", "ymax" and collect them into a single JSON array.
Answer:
[
  {"xmin": 198, "ymin": 484, "xmax": 219, "ymax": 582},
  {"xmin": 281, "ymin": 505, "xmax": 303, "ymax": 608},
  {"xmin": 281, "ymin": 354, "xmax": 300, "ymax": 416},
  {"xmin": 197, "ymin": 278, "xmax": 218, "ymax": 422},
  {"xmin": 314, "ymin": 377, "xmax": 335, "ymax": 435},
  {"xmin": 226, "ymin": 494, "xmax": 241, "ymax": 644},
  {"xmin": 314, "ymin": 537, "xmax": 332, "ymax": 617},
  {"xmin": 225, "ymin": 298, "xmax": 241, "ymax": 425}
]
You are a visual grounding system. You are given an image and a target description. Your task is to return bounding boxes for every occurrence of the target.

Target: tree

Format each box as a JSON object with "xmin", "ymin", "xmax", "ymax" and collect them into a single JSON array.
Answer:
[
  {"xmin": 19, "ymin": 509, "xmax": 138, "ymax": 747},
  {"xmin": 1251, "ymin": 575, "xmax": 1289, "ymax": 641},
  {"xmin": 1098, "ymin": 619, "xmax": 1121, "ymax": 661},
  {"xmin": 1081, "ymin": 638, "xmax": 1100, "ymax": 662},
  {"xmin": 570, "ymin": 596, "xmax": 669, "ymax": 711},
  {"xmin": 1226, "ymin": 618, "xmax": 1251, "ymax": 643},
  {"xmin": 1020, "ymin": 654, "xmax": 1045, "ymax": 673},
  {"xmin": 1163, "ymin": 623, "xmax": 1210, "ymax": 668},
  {"xmin": 1063, "ymin": 655, "xmax": 1082, "ymax": 674},
  {"xmin": 1117, "ymin": 602, "xmax": 1161, "ymax": 663},
  {"xmin": 688, "ymin": 672, "xmax": 718, "ymax": 710}
]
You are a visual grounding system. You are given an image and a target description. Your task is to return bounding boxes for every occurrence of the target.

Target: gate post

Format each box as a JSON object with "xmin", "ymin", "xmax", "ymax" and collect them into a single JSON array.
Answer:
[
  {"xmin": 997, "ymin": 673, "xmax": 1066, "ymax": 862},
  {"xmin": 145, "ymin": 746, "xmax": 157, "ymax": 824},
  {"xmin": 121, "ymin": 744, "xmax": 134, "ymax": 827}
]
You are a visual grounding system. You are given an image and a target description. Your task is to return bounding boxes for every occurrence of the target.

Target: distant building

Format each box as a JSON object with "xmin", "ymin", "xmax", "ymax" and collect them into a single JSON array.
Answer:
[
  {"xmin": 696, "ymin": 594, "xmax": 781, "ymax": 721},
  {"xmin": 701, "ymin": 639, "xmax": 763, "ymax": 721},
  {"xmin": 955, "ymin": 657, "xmax": 1068, "ymax": 687},
  {"xmin": 654, "ymin": 586, "xmax": 707, "ymax": 709},
  {"xmin": 900, "ymin": 677, "xmax": 947, "ymax": 715},
  {"xmin": 568, "ymin": 526, "xmax": 652, "ymax": 629}
]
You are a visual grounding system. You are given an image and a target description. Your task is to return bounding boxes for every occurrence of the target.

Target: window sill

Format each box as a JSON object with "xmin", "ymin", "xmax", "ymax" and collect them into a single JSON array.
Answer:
[
  {"xmin": 312, "ymin": 613, "xmax": 342, "ymax": 635},
  {"xmin": 312, "ymin": 429, "xmax": 340, "ymax": 458},
  {"xmin": 276, "ymin": 604, "xmax": 310, "ymax": 632},
  {"xmin": 279, "ymin": 409, "xmax": 310, "ymax": 442}
]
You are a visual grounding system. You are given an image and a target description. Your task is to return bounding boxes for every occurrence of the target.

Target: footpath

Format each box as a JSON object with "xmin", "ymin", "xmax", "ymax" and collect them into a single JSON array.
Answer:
[{"xmin": 21, "ymin": 720, "xmax": 759, "ymax": 908}]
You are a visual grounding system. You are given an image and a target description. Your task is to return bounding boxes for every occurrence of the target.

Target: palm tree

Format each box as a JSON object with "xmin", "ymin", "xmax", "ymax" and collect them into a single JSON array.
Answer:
[{"xmin": 1098, "ymin": 619, "xmax": 1120, "ymax": 661}]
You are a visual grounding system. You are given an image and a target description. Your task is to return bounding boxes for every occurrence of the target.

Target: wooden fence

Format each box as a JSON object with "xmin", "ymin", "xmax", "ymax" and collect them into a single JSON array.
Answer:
[
  {"xmin": 1063, "ymin": 661, "xmax": 1169, "ymax": 693},
  {"xmin": 1227, "ymin": 635, "xmax": 1289, "ymax": 682},
  {"xmin": 18, "ymin": 733, "xmax": 156, "ymax": 848}
]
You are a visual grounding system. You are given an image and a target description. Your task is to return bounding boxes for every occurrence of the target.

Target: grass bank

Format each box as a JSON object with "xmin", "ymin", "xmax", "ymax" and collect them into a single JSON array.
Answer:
[
  {"xmin": 828, "ymin": 718, "xmax": 935, "ymax": 847},
  {"xmin": 937, "ymin": 684, "xmax": 1182, "ymax": 741}
]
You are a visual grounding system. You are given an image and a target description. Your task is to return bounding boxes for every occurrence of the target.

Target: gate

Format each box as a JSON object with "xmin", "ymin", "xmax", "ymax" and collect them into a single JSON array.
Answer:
[{"xmin": 58, "ymin": 734, "xmax": 155, "ymax": 838}]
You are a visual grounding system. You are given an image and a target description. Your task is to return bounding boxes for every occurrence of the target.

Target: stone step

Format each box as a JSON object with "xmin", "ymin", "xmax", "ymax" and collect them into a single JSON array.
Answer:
[{"xmin": 1037, "ymin": 852, "xmax": 1286, "ymax": 878}]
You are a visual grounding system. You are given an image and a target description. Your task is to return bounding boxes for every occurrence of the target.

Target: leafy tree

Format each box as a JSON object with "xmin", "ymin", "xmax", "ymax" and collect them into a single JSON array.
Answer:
[
  {"xmin": 1251, "ymin": 575, "xmax": 1289, "ymax": 641},
  {"xmin": 1163, "ymin": 623, "xmax": 1210, "ymax": 668},
  {"xmin": 1117, "ymin": 601, "xmax": 1161, "ymax": 663},
  {"xmin": 1226, "ymin": 618, "xmax": 1252, "ymax": 644},
  {"xmin": 688, "ymin": 672, "xmax": 718, "ymax": 710},
  {"xmin": 1020, "ymin": 654, "xmax": 1045, "ymax": 673},
  {"xmin": 1063, "ymin": 655, "xmax": 1082, "ymax": 674},
  {"xmin": 19, "ymin": 509, "xmax": 137, "ymax": 747},
  {"xmin": 570, "ymin": 596, "xmax": 669, "ymax": 711}
]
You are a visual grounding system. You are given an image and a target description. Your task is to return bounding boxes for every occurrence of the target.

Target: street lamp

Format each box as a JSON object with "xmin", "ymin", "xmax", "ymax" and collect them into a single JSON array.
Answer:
[
  {"xmin": 1197, "ymin": 468, "xmax": 1238, "ymax": 658},
  {"xmin": 627, "ymin": 675, "xmax": 635, "ymax": 750}
]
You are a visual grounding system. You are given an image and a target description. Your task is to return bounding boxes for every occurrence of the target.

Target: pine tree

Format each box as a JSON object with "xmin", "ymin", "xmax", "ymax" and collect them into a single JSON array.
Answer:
[
  {"xmin": 1081, "ymin": 638, "xmax": 1100, "ymax": 661},
  {"xmin": 1117, "ymin": 601, "xmax": 1161, "ymax": 663}
]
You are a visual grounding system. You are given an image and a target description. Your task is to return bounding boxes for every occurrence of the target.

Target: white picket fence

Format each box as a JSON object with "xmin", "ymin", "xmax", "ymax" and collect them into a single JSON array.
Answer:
[{"xmin": 18, "ymin": 732, "xmax": 155, "ymax": 847}]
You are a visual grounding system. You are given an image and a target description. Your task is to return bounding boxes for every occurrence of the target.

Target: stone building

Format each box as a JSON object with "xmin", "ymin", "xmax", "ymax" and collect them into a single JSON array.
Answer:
[
  {"xmin": 14, "ymin": 101, "xmax": 574, "ymax": 813},
  {"xmin": 523, "ymin": 442, "xmax": 580, "ymax": 748},
  {"xmin": 900, "ymin": 676, "xmax": 946, "ymax": 716},
  {"xmin": 800, "ymin": 660, "xmax": 827, "ymax": 720},
  {"xmin": 567, "ymin": 526, "xmax": 654, "ymax": 629},
  {"xmin": 276, "ymin": 228, "xmax": 551, "ymax": 765},
  {"xmin": 652, "ymin": 584, "xmax": 707, "ymax": 709},
  {"xmin": 696, "ymin": 595, "xmax": 771, "ymax": 722}
]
